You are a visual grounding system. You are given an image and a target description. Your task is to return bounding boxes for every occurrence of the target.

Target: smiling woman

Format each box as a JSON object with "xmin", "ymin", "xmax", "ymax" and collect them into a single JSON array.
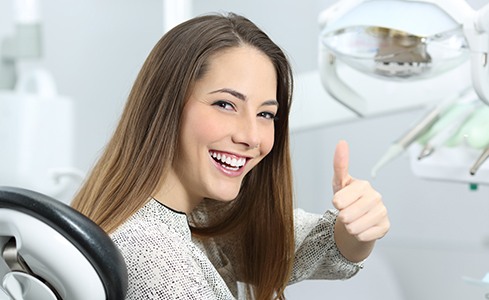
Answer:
[{"xmin": 70, "ymin": 12, "xmax": 389, "ymax": 300}]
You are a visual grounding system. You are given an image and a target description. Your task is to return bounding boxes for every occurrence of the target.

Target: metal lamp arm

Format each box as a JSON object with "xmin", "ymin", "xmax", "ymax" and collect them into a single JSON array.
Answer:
[{"xmin": 319, "ymin": 48, "xmax": 366, "ymax": 117}]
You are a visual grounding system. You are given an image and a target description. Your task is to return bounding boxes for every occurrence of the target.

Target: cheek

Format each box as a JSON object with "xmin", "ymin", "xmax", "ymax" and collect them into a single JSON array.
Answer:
[
  {"xmin": 260, "ymin": 126, "xmax": 275, "ymax": 155},
  {"xmin": 193, "ymin": 120, "xmax": 225, "ymax": 143},
  {"xmin": 183, "ymin": 111, "xmax": 225, "ymax": 145}
]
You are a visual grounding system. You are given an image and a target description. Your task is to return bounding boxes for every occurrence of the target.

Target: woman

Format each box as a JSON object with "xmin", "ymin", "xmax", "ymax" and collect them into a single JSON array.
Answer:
[{"xmin": 71, "ymin": 12, "xmax": 389, "ymax": 299}]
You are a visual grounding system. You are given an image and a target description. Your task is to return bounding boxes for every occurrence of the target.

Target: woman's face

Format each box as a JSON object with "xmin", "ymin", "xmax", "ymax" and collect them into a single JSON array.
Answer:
[{"xmin": 169, "ymin": 46, "xmax": 278, "ymax": 209}]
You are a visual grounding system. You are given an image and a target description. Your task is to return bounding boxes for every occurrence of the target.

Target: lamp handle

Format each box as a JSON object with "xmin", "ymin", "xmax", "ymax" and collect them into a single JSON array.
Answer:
[
  {"xmin": 475, "ymin": 2, "xmax": 489, "ymax": 33},
  {"xmin": 318, "ymin": 48, "xmax": 366, "ymax": 117},
  {"xmin": 468, "ymin": 3, "xmax": 489, "ymax": 106}
]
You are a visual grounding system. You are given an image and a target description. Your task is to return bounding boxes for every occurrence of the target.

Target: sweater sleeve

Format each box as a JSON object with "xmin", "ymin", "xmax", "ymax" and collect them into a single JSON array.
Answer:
[{"xmin": 288, "ymin": 208, "xmax": 364, "ymax": 284}]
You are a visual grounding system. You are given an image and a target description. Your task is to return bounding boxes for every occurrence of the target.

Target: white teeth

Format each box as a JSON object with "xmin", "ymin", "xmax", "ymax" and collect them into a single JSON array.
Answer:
[{"xmin": 210, "ymin": 151, "xmax": 246, "ymax": 167}]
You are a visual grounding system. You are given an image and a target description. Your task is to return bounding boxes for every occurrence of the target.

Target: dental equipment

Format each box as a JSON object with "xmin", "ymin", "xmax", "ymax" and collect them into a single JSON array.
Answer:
[
  {"xmin": 318, "ymin": 0, "xmax": 489, "ymax": 117},
  {"xmin": 0, "ymin": 0, "xmax": 42, "ymax": 90},
  {"xmin": 370, "ymin": 105, "xmax": 443, "ymax": 177},
  {"xmin": 462, "ymin": 272, "xmax": 489, "ymax": 299},
  {"xmin": 417, "ymin": 98, "xmax": 481, "ymax": 160},
  {"xmin": 459, "ymin": 106, "xmax": 489, "ymax": 175},
  {"xmin": 370, "ymin": 88, "xmax": 470, "ymax": 177},
  {"xmin": 408, "ymin": 104, "xmax": 489, "ymax": 184},
  {"xmin": 443, "ymin": 105, "xmax": 489, "ymax": 149},
  {"xmin": 470, "ymin": 146, "xmax": 489, "ymax": 176},
  {"xmin": 0, "ymin": 0, "xmax": 83, "ymax": 204}
]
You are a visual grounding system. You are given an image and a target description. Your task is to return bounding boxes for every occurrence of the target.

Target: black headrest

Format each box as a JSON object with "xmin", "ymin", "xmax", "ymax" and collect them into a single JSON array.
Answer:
[{"xmin": 0, "ymin": 186, "xmax": 128, "ymax": 300}]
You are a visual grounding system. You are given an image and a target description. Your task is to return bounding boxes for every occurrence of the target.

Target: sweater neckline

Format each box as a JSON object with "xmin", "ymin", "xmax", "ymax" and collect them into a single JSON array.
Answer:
[{"xmin": 143, "ymin": 198, "xmax": 191, "ymax": 241}]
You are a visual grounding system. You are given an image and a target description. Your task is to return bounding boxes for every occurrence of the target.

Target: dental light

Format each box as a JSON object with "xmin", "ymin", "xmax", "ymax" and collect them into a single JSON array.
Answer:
[{"xmin": 318, "ymin": 0, "xmax": 489, "ymax": 117}]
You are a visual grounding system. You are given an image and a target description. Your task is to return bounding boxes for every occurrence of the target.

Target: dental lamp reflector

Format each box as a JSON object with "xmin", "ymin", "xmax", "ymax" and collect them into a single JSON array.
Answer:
[
  {"xmin": 319, "ymin": 0, "xmax": 489, "ymax": 116},
  {"xmin": 322, "ymin": 26, "xmax": 468, "ymax": 80}
]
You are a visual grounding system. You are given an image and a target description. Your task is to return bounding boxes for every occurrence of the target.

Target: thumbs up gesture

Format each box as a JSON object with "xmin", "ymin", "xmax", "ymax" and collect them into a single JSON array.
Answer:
[{"xmin": 332, "ymin": 140, "xmax": 390, "ymax": 262}]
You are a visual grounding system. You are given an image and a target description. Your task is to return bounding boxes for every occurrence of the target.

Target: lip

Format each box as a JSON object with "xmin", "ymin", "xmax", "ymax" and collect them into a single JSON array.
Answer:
[{"xmin": 209, "ymin": 150, "xmax": 250, "ymax": 177}]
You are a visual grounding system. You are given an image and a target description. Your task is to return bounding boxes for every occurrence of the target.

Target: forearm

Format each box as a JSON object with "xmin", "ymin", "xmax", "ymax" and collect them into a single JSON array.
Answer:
[{"xmin": 334, "ymin": 219, "xmax": 375, "ymax": 263}]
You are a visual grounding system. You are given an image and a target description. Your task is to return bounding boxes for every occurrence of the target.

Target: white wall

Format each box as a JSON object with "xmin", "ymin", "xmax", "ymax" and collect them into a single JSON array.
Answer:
[
  {"xmin": 40, "ymin": 0, "xmax": 163, "ymax": 171},
  {"xmin": 1, "ymin": 1, "xmax": 489, "ymax": 299},
  {"xmin": 0, "ymin": 0, "xmax": 164, "ymax": 173}
]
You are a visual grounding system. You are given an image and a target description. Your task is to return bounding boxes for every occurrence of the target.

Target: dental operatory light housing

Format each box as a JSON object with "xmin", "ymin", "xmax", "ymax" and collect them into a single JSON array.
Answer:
[{"xmin": 319, "ymin": 0, "xmax": 489, "ymax": 117}]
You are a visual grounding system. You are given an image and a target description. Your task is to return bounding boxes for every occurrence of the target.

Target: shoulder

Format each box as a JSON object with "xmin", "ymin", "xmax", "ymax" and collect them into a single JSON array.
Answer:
[
  {"xmin": 112, "ymin": 214, "xmax": 175, "ymax": 249},
  {"xmin": 293, "ymin": 208, "xmax": 337, "ymax": 226}
]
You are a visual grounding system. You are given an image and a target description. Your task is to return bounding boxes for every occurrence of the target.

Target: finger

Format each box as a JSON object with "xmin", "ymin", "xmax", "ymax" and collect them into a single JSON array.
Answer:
[
  {"xmin": 333, "ymin": 181, "xmax": 384, "ymax": 223},
  {"xmin": 332, "ymin": 179, "xmax": 371, "ymax": 210},
  {"xmin": 342, "ymin": 203, "xmax": 388, "ymax": 237},
  {"xmin": 333, "ymin": 140, "xmax": 350, "ymax": 192},
  {"xmin": 352, "ymin": 219, "xmax": 390, "ymax": 242},
  {"xmin": 336, "ymin": 188, "xmax": 381, "ymax": 224}
]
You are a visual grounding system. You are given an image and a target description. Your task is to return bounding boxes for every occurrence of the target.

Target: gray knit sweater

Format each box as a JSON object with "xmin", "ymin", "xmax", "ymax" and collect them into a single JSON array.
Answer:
[{"xmin": 111, "ymin": 199, "xmax": 363, "ymax": 299}]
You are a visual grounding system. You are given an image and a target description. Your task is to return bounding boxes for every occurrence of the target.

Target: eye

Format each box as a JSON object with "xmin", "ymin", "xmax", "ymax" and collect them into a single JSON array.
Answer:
[
  {"xmin": 212, "ymin": 100, "xmax": 235, "ymax": 111},
  {"xmin": 258, "ymin": 111, "xmax": 277, "ymax": 121}
]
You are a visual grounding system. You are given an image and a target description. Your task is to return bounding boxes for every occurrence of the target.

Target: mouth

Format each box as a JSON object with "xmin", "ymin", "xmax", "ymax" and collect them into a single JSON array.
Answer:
[{"xmin": 209, "ymin": 150, "xmax": 248, "ymax": 171}]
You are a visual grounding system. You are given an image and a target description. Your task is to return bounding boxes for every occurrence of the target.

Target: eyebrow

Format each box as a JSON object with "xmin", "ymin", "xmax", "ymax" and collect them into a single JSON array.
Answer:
[{"xmin": 210, "ymin": 88, "xmax": 279, "ymax": 108}]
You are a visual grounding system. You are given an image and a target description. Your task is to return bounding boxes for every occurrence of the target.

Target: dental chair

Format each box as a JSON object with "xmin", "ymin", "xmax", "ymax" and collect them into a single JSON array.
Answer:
[{"xmin": 0, "ymin": 186, "xmax": 128, "ymax": 300}]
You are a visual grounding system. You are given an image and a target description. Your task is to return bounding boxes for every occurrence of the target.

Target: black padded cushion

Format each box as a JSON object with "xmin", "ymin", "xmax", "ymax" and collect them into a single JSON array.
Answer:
[{"xmin": 0, "ymin": 186, "xmax": 128, "ymax": 300}]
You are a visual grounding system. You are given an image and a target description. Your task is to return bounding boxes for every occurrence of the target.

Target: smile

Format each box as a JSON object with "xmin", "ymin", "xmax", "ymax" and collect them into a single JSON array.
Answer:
[{"xmin": 209, "ymin": 150, "xmax": 247, "ymax": 171}]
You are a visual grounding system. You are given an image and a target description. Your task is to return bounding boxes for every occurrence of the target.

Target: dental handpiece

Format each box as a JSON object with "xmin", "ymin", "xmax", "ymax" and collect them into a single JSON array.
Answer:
[
  {"xmin": 470, "ymin": 147, "xmax": 489, "ymax": 175},
  {"xmin": 371, "ymin": 105, "xmax": 443, "ymax": 177},
  {"xmin": 371, "ymin": 88, "xmax": 473, "ymax": 177},
  {"xmin": 401, "ymin": 88, "xmax": 476, "ymax": 148},
  {"xmin": 396, "ymin": 106, "xmax": 443, "ymax": 148},
  {"xmin": 418, "ymin": 102, "xmax": 481, "ymax": 160}
]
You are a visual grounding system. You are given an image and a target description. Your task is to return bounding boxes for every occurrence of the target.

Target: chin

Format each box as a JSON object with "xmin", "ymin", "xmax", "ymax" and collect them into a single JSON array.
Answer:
[
  {"xmin": 210, "ymin": 188, "xmax": 240, "ymax": 202},
  {"xmin": 206, "ymin": 179, "xmax": 243, "ymax": 202},
  {"xmin": 212, "ymin": 194, "xmax": 239, "ymax": 202}
]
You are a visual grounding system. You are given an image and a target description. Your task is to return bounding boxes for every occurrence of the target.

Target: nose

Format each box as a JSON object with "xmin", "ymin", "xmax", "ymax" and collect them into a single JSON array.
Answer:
[{"xmin": 232, "ymin": 115, "xmax": 261, "ymax": 149}]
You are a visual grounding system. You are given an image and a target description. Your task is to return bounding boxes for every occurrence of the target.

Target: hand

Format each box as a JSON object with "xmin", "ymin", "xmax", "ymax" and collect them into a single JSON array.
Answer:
[{"xmin": 332, "ymin": 140, "xmax": 390, "ymax": 243}]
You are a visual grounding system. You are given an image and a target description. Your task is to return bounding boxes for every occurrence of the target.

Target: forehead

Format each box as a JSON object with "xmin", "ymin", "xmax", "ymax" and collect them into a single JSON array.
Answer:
[
  {"xmin": 210, "ymin": 44, "xmax": 269, "ymax": 61},
  {"xmin": 195, "ymin": 46, "xmax": 277, "ymax": 94}
]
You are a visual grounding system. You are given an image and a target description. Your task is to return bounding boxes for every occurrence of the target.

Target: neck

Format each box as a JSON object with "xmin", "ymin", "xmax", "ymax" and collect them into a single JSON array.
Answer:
[
  {"xmin": 152, "ymin": 192, "xmax": 198, "ymax": 214},
  {"xmin": 152, "ymin": 170, "xmax": 202, "ymax": 214}
]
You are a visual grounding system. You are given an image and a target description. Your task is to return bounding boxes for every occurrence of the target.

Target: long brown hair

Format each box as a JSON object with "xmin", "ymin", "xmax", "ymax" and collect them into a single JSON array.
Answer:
[{"xmin": 71, "ymin": 12, "xmax": 294, "ymax": 299}]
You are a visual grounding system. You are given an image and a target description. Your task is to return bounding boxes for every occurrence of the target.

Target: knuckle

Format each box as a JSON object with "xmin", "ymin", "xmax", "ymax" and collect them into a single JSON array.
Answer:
[
  {"xmin": 339, "ymin": 212, "xmax": 349, "ymax": 223},
  {"xmin": 345, "ymin": 224, "xmax": 357, "ymax": 236},
  {"xmin": 332, "ymin": 197, "xmax": 341, "ymax": 209},
  {"xmin": 358, "ymin": 180, "xmax": 370, "ymax": 190},
  {"xmin": 333, "ymin": 195, "xmax": 347, "ymax": 210},
  {"xmin": 355, "ymin": 232, "xmax": 369, "ymax": 243},
  {"xmin": 384, "ymin": 217, "xmax": 391, "ymax": 230},
  {"xmin": 378, "ymin": 205, "xmax": 388, "ymax": 217},
  {"xmin": 370, "ymin": 191, "xmax": 383, "ymax": 207},
  {"xmin": 365, "ymin": 180, "xmax": 372, "ymax": 189}
]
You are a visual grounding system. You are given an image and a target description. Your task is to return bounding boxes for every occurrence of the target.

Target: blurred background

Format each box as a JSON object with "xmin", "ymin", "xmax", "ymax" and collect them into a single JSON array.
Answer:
[{"xmin": 0, "ymin": 0, "xmax": 488, "ymax": 299}]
